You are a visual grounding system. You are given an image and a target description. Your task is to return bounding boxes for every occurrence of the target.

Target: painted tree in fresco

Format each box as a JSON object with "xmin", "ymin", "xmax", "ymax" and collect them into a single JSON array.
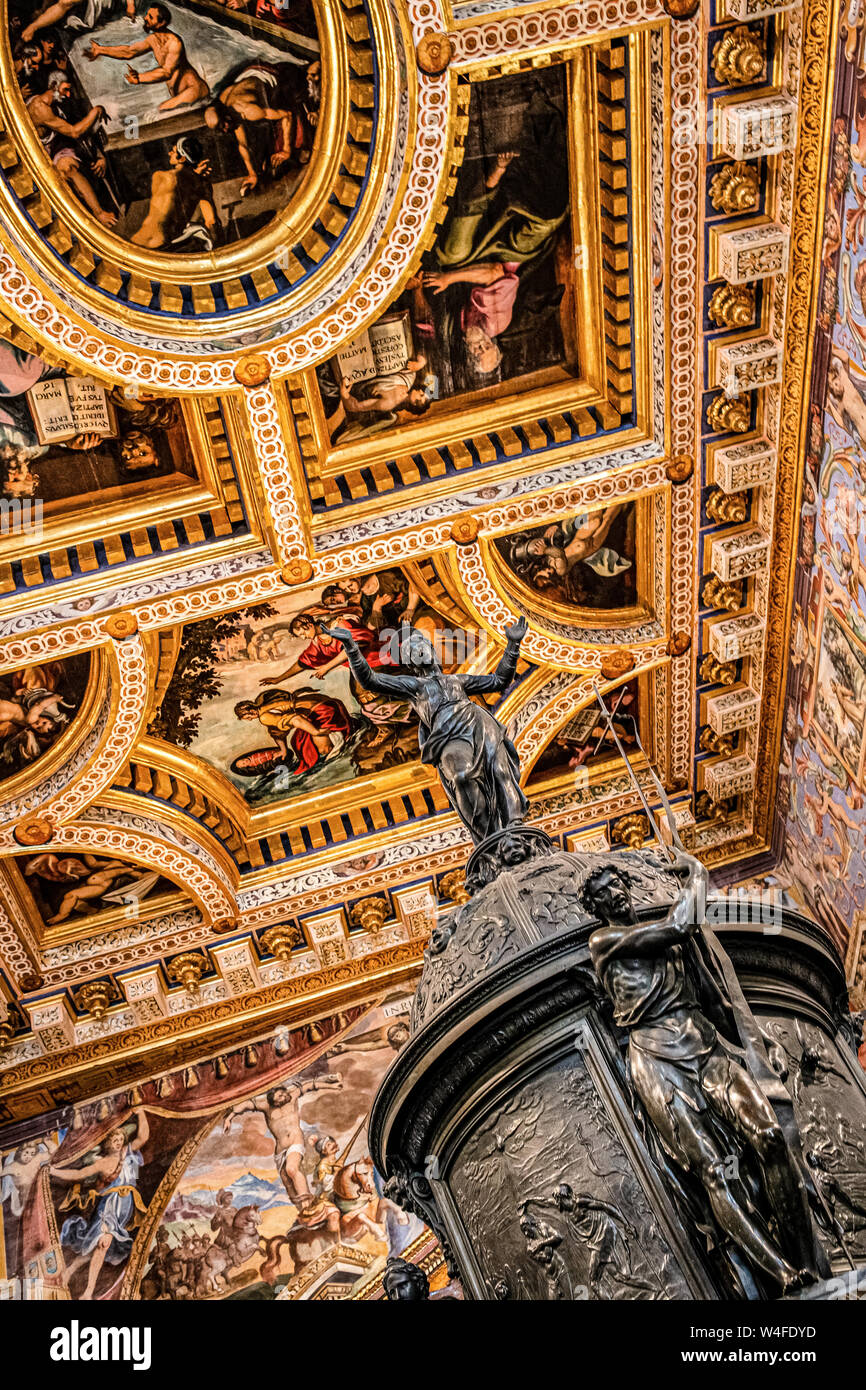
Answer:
[{"xmin": 149, "ymin": 606, "xmax": 277, "ymax": 748}]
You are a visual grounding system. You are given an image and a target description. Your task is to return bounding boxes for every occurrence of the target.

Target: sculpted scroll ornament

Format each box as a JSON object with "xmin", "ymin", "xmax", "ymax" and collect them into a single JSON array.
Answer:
[{"xmin": 383, "ymin": 1157, "xmax": 459, "ymax": 1277}]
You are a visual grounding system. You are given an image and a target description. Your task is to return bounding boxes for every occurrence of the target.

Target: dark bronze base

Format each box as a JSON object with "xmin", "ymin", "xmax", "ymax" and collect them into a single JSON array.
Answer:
[{"xmin": 371, "ymin": 844, "xmax": 866, "ymax": 1300}]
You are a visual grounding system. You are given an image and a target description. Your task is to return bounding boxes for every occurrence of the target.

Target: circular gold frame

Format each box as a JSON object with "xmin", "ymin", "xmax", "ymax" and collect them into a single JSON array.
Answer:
[{"xmin": 0, "ymin": 0, "xmax": 410, "ymax": 342}]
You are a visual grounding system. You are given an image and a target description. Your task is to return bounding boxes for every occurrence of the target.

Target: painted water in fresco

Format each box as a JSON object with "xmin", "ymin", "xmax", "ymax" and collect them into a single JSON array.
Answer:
[
  {"xmin": 8, "ymin": 0, "xmax": 320, "ymax": 251},
  {"xmin": 150, "ymin": 563, "xmax": 476, "ymax": 807},
  {"xmin": 0, "ymin": 997, "xmax": 453, "ymax": 1299}
]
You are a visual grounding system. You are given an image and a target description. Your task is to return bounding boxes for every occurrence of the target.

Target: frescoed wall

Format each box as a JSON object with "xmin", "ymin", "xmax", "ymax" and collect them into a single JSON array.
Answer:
[
  {"xmin": 760, "ymin": 20, "xmax": 866, "ymax": 999},
  {"xmin": 0, "ymin": 994, "xmax": 454, "ymax": 1300}
]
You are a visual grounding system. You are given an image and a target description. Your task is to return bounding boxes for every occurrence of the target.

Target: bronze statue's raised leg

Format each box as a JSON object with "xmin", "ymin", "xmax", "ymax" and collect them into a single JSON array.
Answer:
[{"xmin": 701, "ymin": 1054, "xmax": 818, "ymax": 1280}]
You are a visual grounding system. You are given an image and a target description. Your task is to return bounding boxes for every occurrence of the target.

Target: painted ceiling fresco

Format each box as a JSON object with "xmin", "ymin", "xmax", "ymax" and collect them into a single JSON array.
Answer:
[
  {"xmin": 149, "ymin": 562, "xmax": 477, "ymax": 804},
  {"xmin": 0, "ymin": 0, "xmax": 858, "ymax": 1135},
  {"xmin": 8, "ymin": 0, "xmax": 320, "ymax": 251},
  {"xmin": 0, "ymin": 333, "xmax": 196, "ymax": 504},
  {"xmin": 0, "ymin": 656, "xmax": 90, "ymax": 783},
  {"xmin": 317, "ymin": 63, "xmax": 575, "ymax": 446},
  {"xmin": 0, "ymin": 998, "xmax": 458, "ymax": 1300},
  {"xmin": 493, "ymin": 503, "xmax": 638, "ymax": 613}
]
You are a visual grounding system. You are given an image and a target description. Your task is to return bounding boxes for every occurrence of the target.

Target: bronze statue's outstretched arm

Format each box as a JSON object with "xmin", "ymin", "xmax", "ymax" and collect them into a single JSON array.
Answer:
[
  {"xmin": 462, "ymin": 617, "xmax": 527, "ymax": 695},
  {"xmin": 318, "ymin": 626, "xmax": 419, "ymax": 699}
]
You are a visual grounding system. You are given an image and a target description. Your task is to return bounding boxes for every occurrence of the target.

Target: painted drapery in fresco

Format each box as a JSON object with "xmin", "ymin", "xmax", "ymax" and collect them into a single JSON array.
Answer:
[{"xmin": 0, "ymin": 996, "xmax": 450, "ymax": 1300}]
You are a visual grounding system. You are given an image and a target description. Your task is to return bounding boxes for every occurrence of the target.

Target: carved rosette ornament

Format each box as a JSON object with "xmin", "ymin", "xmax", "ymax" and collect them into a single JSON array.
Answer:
[
  {"xmin": 233, "ymin": 354, "xmax": 271, "ymax": 387},
  {"xmin": 662, "ymin": 0, "xmax": 700, "ymax": 16},
  {"xmin": 668, "ymin": 631, "xmax": 692, "ymax": 657},
  {"xmin": 699, "ymin": 655, "xmax": 738, "ymax": 687},
  {"xmin": 707, "ymin": 394, "xmax": 751, "ymax": 433},
  {"xmin": 416, "ymin": 30, "xmax": 454, "ymax": 75},
  {"xmin": 706, "ymin": 488, "xmax": 749, "ymax": 524},
  {"xmin": 708, "ymin": 283, "xmax": 755, "ymax": 329},
  {"xmin": 103, "ymin": 612, "xmax": 139, "ymax": 640},
  {"xmin": 600, "ymin": 649, "xmax": 635, "ymax": 680},
  {"xmin": 449, "ymin": 516, "xmax": 480, "ymax": 545},
  {"xmin": 167, "ymin": 952, "xmax": 208, "ymax": 994},
  {"xmin": 281, "ymin": 558, "xmax": 315, "ymax": 586},
  {"xmin": 711, "ymin": 25, "xmax": 765, "ymax": 87},
  {"xmin": 709, "ymin": 162, "xmax": 760, "ymax": 215},
  {"xmin": 699, "ymin": 726, "xmax": 736, "ymax": 758},
  {"xmin": 72, "ymin": 980, "xmax": 118, "ymax": 1022},
  {"xmin": 211, "ymin": 918, "xmax": 239, "ymax": 935},
  {"xmin": 695, "ymin": 789, "xmax": 733, "ymax": 824},
  {"xmin": 665, "ymin": 453, "xmax": 694, "ymax": 483},
  {"xmin": 349, "ymin": 896, "xmax": 390, "ymax": 934},
  {"xmin": 259, "ymin": 924, "xmax": 301, "ymax": 960},
  {"xmin": 702, "ymin": 575, "xmax": 744, "ymax": 613},
  {"xmin": 13, "ymin": 816, "xmax": 54, "ymax": 846},
  {"xmin": 439, "ymin": 869, "xmax": 470, "ymax": 906},
  {"xmin": 611, "ymin": 812, "xmax": 649, "ymax": 850}
]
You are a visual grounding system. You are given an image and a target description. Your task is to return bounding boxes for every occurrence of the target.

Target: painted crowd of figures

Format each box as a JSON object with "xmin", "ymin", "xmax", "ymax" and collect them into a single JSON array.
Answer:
[
  {"xmin": 0, "ymin": 1004, "xmax": 434, "ymax": 1301},
  {"xmin": 153, "ymin": 536, "xmax": 644, "ymax": 809},
  {"xmin": 156, "ymin": 565, "xmax": 470, "ymax": 807},
  {"xmin": 9, "ymin": 0, "xmax": 320, "ymax": 251}
]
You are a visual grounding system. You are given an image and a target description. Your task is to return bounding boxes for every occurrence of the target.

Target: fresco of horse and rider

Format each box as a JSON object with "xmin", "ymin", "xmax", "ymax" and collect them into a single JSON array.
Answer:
[{"xmin": 0, "ymin": 996, "xmax": 456, "ymax": 1300}]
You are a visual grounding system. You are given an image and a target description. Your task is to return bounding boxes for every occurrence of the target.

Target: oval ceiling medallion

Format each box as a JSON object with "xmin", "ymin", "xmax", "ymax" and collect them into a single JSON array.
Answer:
[{"xmin": 0, "ymin": 0, "xmax": 455, "ymax": 367}]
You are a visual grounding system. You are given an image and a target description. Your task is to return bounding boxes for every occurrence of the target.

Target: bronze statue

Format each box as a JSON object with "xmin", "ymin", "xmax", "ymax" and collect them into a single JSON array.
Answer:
[
  {"xmin": 581, "ymin": 850, "xmax": 824, "ymax": 1296},
  {"xmin": 382, "ymin": 1256, "xmax": 430, "ymax": 1300},
  {"xmin": 319, "ymin": 618, "xmax": 528, "ymax": 845}
]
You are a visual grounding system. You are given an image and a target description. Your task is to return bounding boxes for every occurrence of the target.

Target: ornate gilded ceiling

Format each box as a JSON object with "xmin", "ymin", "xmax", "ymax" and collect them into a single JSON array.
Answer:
[{"xmin": 0, "ymin": 0, "xmax": 839, "ymax": 1119}]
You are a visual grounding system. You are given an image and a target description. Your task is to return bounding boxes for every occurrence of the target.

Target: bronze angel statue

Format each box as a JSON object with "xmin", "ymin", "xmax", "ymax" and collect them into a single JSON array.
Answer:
[{"xmin": 319, "ymin": 618, "xmax": 528, "ymax": 845}]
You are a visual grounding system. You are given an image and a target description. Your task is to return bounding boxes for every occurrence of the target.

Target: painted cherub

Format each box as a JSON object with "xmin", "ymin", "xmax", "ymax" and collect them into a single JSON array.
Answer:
[{"xmin": 1, "ymin": 1137, "xmax": 57, "ymax": 1215}]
